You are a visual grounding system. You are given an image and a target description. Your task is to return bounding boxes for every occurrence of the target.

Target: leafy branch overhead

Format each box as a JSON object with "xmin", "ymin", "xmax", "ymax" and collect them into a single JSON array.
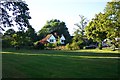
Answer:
[{"xmin": 0, "ymin": 1, "xmax": 31, "ymax": 31}]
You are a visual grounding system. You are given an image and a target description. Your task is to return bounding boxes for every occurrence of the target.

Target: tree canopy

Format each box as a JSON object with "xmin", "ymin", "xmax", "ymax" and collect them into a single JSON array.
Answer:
[
  {"xmin": 0, "ymin": 0, "xmax": 31, "ymax": 31},
  {"xmin": 85, "ymin": 1, "xmax": 120, "ymax": 41},
  {"xmin": 85, "ymin": 1, "xmax": 120, "ymax": 49},
  {"xmin": 74, "ymin": 15, "xmax": 88, "ymax": 36},
  {"xmin": 38, "ymin": 19, "xmax": 71, "ymax": 43}
]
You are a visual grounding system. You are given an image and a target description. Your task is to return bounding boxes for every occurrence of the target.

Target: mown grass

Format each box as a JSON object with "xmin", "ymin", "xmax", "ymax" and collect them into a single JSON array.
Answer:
[{"xmin": 2, "ymin": 48, "xmax": 120, "ymax": 78}]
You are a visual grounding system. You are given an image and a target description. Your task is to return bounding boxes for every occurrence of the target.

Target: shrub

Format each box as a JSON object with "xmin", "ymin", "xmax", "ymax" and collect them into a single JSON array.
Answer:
[
  {"xmin": 2, "ymin": 39, "xmax": 12, "ymax": 48},
  {"xmin": 65, "ymin": 42, "xmax": 80, "ymax": 50},
  {"xmin": 71, "ymin": 42, "xmax": 80, "ymax": 50},
  {"xmin": 65, "ymin": 43, "xmax": 72, "ymax": 50},
  {"xmin": 98, "ymin": 42, "xmax": 102, "ymax": 50},
  {"xmin": 34, "ymin": 41, "xmax": 45, "ymax": 50},
  {"xmin": 47, "ymin": 43, "xmax": 55, "ymax": 49},
  {"xmin": 111, "ymin": 44, "xmax": 115, "ymax": 51}
]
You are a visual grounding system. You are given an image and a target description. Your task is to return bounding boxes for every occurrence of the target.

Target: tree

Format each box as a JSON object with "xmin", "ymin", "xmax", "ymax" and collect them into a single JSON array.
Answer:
[
  {"xmin": 0, "ymin": 0, "xmax": 31, "ymax": 31},
  {"xmin": 85, "ymin": 13, "xmax": 107, "ymax": 41},
  {"xmin": 38, "ymin": 19, "xmax": 71, "ymax": 43},
  {"xmin": 74, "ymin": 15, "xmax": 88, "ymax": 36},
  {"xmin": 25, "ymin": 26, "xmax": 38, "ymax": 42},
  {"xmin": 104, "ymin": 1, "xmax": 120, "ymax": 40},
  {"xmin": 2, "ymin": 29, "xmax": 16, "ymax": 48},
  {"xmin": 72, "ymin": 29, "xmax": 83, "ymax": 44},
  {"xmin": 85, "ymin": 1, "xmax": 120, "ymax": 49},
  {"xmin": 72, "ymin": 29, "xmax": 87, "ymax": 49},
  {"xmin": 73, "ymin": 15, "xmax": 88, "ymax": 49},
  {"xmin": 11, "ymin": 31, "xmax": 26, "ymax": 49},
  {"xmin": 85, "ymin": 13, "xmax": 108, "ymax": 49},
  {"xmin": 4, "ymin": 29, "xmax": 15, "ymax": 37}
]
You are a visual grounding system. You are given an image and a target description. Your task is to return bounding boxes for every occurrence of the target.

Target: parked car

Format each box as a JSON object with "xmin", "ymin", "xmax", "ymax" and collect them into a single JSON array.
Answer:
[
  {"xmin": 102, "ymin": 44, "xmax": 110, "ymax": 47},
  {"xmin": 84, "ymin": 44, "xmax": 97, "ymax": 49}
]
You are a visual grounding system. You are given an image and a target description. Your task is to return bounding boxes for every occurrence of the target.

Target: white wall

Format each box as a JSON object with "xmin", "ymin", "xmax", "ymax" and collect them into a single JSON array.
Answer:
[{"xmin": 47, "ymin": 35, "xmax": 56, "ymax": 43}]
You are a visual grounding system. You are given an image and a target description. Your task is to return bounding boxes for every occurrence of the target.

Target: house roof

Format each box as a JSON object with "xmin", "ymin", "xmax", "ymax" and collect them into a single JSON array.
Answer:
[
  {"xmin": 39, "ymin": 34, "xmax": 52, "ymax": 44},
  {"xmin": 39, "ymin": 33, "xmax": 65, "ymax": 44},
  {"xmin": 60, "ymin": 34, "xmax": 65, "ymax": 40}
]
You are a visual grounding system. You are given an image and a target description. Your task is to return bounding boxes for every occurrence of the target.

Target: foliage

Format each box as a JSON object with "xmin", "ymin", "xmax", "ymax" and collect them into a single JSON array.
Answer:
[
  {"xmin": 65, "ymin": 42, "xmax": 80, "ymax": 50},
  {"xmin": 70, "ymin": 42, "xmax": 80, "ymax": 50},
  {"xmin": 2, "ymin": 25, "xmax": 38, "ymax": 49},
  {"xmin": 25, "ymin": 26, "xmax": 38, "ymax": 43},
  {"xmin": 104, "ymin": 1, "xmax": 120, "ymax": 39},
  {"xmin": 2, "ymin": 38, "xmax": 12, "ymax": 48},
  {"xmin": 110, "ymin": 44, "xmax": 116, "ymax": 51},
  {"xmin": 0, "ymin": 1, "xmax": 31, "ymax": 31},
  {"xmin": 98, "ymin": 42, "xmax": 102, "ymax": 50},
  {"xmin": 72, "ymin": 15, "xmax": 88, "ymax": 49},
  {"xmin": 55, "ymin": 36, "xmax": 61, "ymax": 47},
  {"xmin": 34, "ymin": 41, "xmax": 45, "ymax": 50},
  {"xmin": 2, "ymin": 29, "xmax": 15, "ymax": 48},
  {"xmin": 85, "ymin": 1, "xmax": 120, "ymax": 49},
  {"xmin": 65, "ymin": 43, "xmax": 72, "ymax": 50},
  {"xmin": 38, "ymin": 19, "xmax": 71, "ymax": 43},
  {"xmin": 74, "ymin": 15, "xmax": 88, "ymax": 36},
  {"xmin": 11, "ymin": 32, "xmax": 25, "ymax": 48},
  {"xmin": 85, "ymin": 13, "xmax": 107, "ymax": 42},
  {"xmin": 4, "ymin": 29, "xmax": 15, "ymax": 36},
  {"xmin": 72, "ymin": 29, "xmax": 85, "ymax": 49},
  {"xmin": 47, "ymin": 43, "xmax": 55, "ymax": 49}
]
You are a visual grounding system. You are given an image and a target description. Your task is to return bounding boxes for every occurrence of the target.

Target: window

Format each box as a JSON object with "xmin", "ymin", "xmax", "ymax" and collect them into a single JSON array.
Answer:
[
  {"xmin": 50, "ymin": 39, "xmax": 54, "ymax": 42},
  {"xmin": 61, "ymin": 40, "xmax": 64, "ymax": 42}
]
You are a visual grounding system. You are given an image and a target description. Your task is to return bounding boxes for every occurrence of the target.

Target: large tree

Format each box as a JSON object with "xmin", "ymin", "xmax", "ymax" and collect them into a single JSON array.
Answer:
[
  {"xmin": 0, "ymin": 0, "xmax": 31, "ymax": 31},
  {"xmin": 104, "ymin": 1, "xmax": 120, "ymax": 39},
  {"xmin": 85, "ymin": 13, "xmax": 107, "ymax": 42},
  {"xmin": 38, "ymin": 19, "xmax": 71, "ymax": 43},
  {"xmin": 72, "ymin": 15, "xmax": 88, "ymax": 48},
  {"xmin": 25, "ymin": 26, "xmax": 38, "ymax": 43},
  {"xmin": 85, "ymin": 1, "xmax": 120, "ymax": 49}
]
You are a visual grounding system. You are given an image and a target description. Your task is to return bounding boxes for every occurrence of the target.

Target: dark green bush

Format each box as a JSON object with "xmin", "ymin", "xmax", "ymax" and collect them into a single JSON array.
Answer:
[
  {"xmin": 98, "ymin": 42, "xmax": 102, "ymax": 50},
  {"xmin": 34, "ymin": 41, "xmax": 45, "ymax": 50}
]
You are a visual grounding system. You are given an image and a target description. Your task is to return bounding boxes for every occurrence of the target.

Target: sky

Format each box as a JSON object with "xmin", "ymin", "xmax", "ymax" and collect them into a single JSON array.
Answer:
[{"xmin": 25, "ymin": 0, "xmax": 111, "ymax": 35}]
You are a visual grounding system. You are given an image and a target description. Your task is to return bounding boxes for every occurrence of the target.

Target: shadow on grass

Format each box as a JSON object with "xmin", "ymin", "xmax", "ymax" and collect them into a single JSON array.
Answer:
[
  {"xmin": 2, "ymin": 48, "xmax": 120, "ymax": 58},
  {"xmin": 2, "ymin": 48, "xmax": 120, "ymax": 78}
]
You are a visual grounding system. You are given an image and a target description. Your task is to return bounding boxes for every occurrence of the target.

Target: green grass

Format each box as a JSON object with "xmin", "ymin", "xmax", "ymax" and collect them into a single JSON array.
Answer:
[{"xmin": 2, "ymin": 49, "xmax": 120, "ymax": 78}]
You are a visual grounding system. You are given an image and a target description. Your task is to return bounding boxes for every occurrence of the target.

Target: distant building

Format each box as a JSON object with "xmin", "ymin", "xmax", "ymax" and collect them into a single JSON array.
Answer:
[{"xmin": 39, "ymin": 33, "xmax": 66, "ymax": 44}]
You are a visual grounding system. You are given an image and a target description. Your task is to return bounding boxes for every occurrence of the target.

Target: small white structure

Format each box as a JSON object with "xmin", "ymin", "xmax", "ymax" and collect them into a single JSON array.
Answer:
[
  {"xmin": 47, "ymin": 34, "xmax": 56, "ymax": 43},
  {"xmin": 46, "ymin": 34, "xmax": 65, "ymax": 44},
  {"xmin": 115, "ymin": 38, "xmax": 120, "ymax": 41},
  {"xmin": 60, "ymin": 34, "xmax": 65, "ymax": 44}
]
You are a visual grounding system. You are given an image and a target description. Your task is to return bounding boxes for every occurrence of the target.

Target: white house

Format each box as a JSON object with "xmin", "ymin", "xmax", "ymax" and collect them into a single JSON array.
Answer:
[
  {"xmin": 40, "ymin": 34, "xmax": 66, "ymax": 44},
  {"xmin": 47, "ymin": 34, "xmax": 56, "ymax": 43}
]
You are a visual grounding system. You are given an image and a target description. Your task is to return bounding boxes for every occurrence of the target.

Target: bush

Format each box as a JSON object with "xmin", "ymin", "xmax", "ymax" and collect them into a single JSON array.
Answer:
[
  {"xmin": 71, "ymin": 42, "xmax": 80, "ymax": 50},
  {"xmin": 34, "ymin": 41, "xmax": 45, "ymax": 50},
  {"xmin": 98, "ymin": 42, "xmax": 102, "ymax": 50},
  {"xmin": 47, "ymin": 43, "xmax": 55, "ymax": 49},
  {"xmin": 65, "ymin": 43, "xmax": 72, "ymax": 50},
  {"xmin": 2, "ymin": 39, "xmax": 12, "ymax": 48},
  {"xmin": 65, "ymin": 42, "xmax": 80, "ymax": 50},
  {"xmin": 111, "ymin": 44, "xmax": 115, "ymax": 51}
]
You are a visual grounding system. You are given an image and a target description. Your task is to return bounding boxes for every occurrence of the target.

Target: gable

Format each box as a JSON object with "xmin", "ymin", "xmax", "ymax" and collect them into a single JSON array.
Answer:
[
  {"xmin": 60, "ymin": 35, "xmax": 65, "ymax": 40},
  {"xmin": 48, "ymin": 34, "xmax": 56, "ymax": 40}
]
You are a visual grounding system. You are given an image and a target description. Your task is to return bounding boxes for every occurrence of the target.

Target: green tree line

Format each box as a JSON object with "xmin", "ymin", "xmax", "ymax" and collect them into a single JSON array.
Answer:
[{"xmin": 1, "ymin": 1, "xmax": 120, "ymax": 50}]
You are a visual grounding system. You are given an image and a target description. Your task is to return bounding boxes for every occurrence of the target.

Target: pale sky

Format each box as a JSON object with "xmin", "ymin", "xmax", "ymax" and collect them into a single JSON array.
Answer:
[{"xmin": 25, "ymin": 0, "xmax": 111, "ymax": 35}]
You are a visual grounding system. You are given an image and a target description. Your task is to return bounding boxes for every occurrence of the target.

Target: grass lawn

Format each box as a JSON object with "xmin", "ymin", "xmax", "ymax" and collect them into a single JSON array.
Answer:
[{"xmin": 2, "ymin": 49, "xmax": 120, "ymax": 78}]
